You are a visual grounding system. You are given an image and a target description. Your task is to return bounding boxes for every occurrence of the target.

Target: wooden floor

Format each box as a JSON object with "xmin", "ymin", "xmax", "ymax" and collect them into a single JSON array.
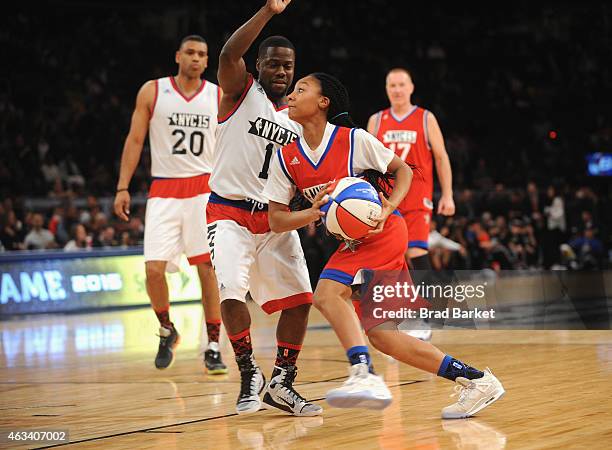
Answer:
[{"xmin": 1, "ymin": 303, "xmax": 612, "ymax": 449}]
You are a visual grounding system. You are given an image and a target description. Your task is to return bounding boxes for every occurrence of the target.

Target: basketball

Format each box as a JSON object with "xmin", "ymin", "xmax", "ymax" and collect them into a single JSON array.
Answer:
[{"xmin": 321, "ymin": 177, "xmax": 382, "ymax": 240}]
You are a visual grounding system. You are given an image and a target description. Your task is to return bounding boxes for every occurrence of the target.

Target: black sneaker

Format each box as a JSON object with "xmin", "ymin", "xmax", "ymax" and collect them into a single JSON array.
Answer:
[
  {"xmin": 204, "ymin": 342, "xmax": 228, "ymax": 375},
  {"xmin": 263, "ymin": 365, "xmax": 323, "ymax": 416},
  {"xmin": 236, "ymin": 354, "xmax": 266, "ymax": 415},
  {"xmin": 155, "ymin": 325, "xmax": 180, "ymax": 369}
]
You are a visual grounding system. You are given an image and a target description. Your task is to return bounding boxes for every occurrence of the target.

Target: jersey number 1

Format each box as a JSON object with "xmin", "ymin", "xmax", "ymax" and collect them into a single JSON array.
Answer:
[
  {"xmin": 172, "ymin": 130, "xmax": 204, "ymax": 156},
  {"xmin": 258, "ymin": 143, "xmax": 275, "ymax": 179}
]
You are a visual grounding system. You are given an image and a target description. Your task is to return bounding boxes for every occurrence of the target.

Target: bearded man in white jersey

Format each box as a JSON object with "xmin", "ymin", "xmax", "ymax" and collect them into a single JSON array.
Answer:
[
  {"xmin": 206, "ymin": 0, "xmax": 321, "ymax": 416},
  {"xmin": 114, "ymin": 35, "xmax": 227, "ymax": 374}
]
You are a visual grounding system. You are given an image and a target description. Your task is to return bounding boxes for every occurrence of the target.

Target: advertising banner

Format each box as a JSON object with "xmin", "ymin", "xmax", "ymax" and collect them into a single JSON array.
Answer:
[{"xmin": 0, "ymin": 251, "xmax": 200, "ymax": 315}]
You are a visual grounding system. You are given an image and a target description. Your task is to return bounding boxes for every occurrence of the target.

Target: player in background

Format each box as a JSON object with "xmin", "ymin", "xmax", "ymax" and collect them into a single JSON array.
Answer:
[
  {"xmin": 208, "ymin": 0, "xmax": 321, "ymax": 416},
  {"xmin": 114, "ymin": 35, "xmax": 227, "ymax": 374},
  {"xmin": 367, "ymin": 68, "xmax": 455, "ymax": 341},
  {"xmin": 264, "ymin": 72, "xmax": 505, "ymax": 418}
]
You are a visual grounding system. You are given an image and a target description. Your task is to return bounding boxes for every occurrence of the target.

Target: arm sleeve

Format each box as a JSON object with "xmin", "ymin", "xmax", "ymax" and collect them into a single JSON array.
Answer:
[
  {"xmin": 262, "ymin": 149, "xmax": 296, "ymax": 206},
  {"xmin": 351, "ymin": 128, "xmax": 395, "ymax": 174}
]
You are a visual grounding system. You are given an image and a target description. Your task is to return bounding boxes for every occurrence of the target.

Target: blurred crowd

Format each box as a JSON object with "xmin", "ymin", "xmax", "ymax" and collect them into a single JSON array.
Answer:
[
  {"xmin": 5, "ymin": 178, "xmax": 608, "ymax": 273},
  {"xmin": 0, "ymin": 196, "xmax": 145, "ymax": 253},
  {"xmin": 1, "ymin": 3, "xmax": 610, "ymax": 271}
]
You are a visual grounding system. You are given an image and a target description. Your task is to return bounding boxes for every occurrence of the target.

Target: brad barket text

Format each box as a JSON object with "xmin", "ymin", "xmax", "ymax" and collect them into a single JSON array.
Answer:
[{"xmin": 372, "ymin": 307, "xmax": 496, "ymax": 320}]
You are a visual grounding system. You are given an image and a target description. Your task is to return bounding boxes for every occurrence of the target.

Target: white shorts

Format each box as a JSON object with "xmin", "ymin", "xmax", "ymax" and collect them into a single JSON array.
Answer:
[
  {"xmin": 144, "ymin": 193, "xmax": 210, "ymax": 272},
  {"xmin": 206, "ymin": 218, "xmax": 312, "ymax": 314}
]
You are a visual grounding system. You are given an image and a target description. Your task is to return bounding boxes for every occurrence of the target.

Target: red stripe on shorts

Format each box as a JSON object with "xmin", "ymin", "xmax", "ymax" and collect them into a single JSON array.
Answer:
[
  {"xmin": 149, "ymin": 173, "xmax": 211, "ymax": 199},
  {"xmin": 261, "ymin": 292, "xmax": 313, "ymax": 315},
  {"xmin": 187, "ymin": 253, "xmax": 211, "ymax": 265}
]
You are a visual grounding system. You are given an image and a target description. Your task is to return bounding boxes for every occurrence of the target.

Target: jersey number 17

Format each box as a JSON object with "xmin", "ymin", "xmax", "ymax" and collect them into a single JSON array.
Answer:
[{"xmin": 389, "ymin": 142, "xmax": 411, "ymax": 161}]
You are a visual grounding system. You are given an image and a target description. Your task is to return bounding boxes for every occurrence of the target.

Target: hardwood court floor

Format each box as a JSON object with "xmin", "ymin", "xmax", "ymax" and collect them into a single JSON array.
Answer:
[{"xmin": 1, "ymin": 303, "xmax": 612, "ymax": 449}]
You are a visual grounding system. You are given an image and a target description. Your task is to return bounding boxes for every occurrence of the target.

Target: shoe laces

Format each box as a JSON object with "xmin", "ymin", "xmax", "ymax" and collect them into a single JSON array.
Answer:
[
  {"xmin": 277, "ymin": 368, "xmax": 307, "ymax": 404},
  {"xmin": 451, "ymin": 379, "xmax": 486, "ymax": 406},
  {"xmin": 240, "ymin": 367, "xmax": 260, "ymax": 397},
  {"xmin": 346, "ymin": 363, "xmax": 369, "ymax": 384}
]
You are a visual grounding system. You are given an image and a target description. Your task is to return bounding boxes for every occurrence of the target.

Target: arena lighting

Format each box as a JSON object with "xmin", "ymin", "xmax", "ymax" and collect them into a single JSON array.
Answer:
[{"xmin": 586, "ymin": 152, "xmax": 612, "ymax": 176}]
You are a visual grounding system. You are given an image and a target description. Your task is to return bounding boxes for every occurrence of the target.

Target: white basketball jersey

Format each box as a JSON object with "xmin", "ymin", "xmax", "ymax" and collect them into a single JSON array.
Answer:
[
  {"xmin": 149, "ymin": 76, "xmax": 219, "ymax": 178},
  {"xmin": 209, "ymin": 75, "xmax": 300, "ymax": 204}
]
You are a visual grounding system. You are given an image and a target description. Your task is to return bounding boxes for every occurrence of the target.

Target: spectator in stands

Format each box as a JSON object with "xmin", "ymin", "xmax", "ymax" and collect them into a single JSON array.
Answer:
[
  {"xmin": 24, "ymin": 213, "xmax": 56, "ymax": 250},
  {"xmin": 542, "ymin": 185, "xmax": 566, "ymax": 267},
  {"xmin": 95, "ymin": 225, "xmax": 117, "ymax": 248},
  {"xmin": 565, "ymin": 228, "xmax": 605, "ymax": 269},
  {"xmin": 64, "ymin": 223, "xmax": 92, "ymax": 251},
  {"xmin": 428, "ymin": 219, "xmax": 466, "ymax": 270},
  {"xmin": 0, "ymin": 209, "xmax": 26, "ymax": 251}
]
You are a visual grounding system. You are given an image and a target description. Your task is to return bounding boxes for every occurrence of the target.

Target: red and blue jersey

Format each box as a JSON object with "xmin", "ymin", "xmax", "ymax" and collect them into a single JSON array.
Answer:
[
  {"xmin": 275, "ymin": 125, "xmax": 408, "ymax": 291},
  {"xmin": 278, "ymin": 126, "xmax": 355, "ymax": 202}
]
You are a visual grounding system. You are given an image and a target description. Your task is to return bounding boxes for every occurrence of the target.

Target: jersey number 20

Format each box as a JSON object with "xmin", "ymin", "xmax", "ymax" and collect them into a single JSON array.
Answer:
[{"xmin": 172, "ymin": 129, "xmax": 204, "ymax": 156}]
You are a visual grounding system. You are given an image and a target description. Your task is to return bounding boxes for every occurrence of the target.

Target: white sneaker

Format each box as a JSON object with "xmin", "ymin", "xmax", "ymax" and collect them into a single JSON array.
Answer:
[
  {"xmin": 326, "ymin": 363, "xmax": 393, "ymax": 410},
  {"xmin": 403, "ymin": 328, "xmax": 433, "ymax": 341},
  {"xmin": 262, "ymin": 366, "xmax": 323, "ymax": 416},
  {"xmin": 441, "ymin": 368, "xmax": 505, "ymax": 419},
  {"xmin": 400, "ymin": 319, "xmax": 432, "ymax": 341},
  {"xmin": 236, "ymin": 355, "xmax": 266, "ymax": 415}
]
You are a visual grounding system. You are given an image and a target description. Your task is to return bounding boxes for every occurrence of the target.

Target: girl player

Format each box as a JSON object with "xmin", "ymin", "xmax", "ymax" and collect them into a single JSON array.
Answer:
[{"xmin": 262, "ymin": 73, "xmax": 505, "ymax": 418}]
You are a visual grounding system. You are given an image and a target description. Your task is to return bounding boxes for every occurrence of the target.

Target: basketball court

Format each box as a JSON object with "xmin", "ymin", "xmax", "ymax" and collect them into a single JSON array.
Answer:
[{"xmin": 2, "ymin": 302, "xmax": 611, "ymax": 449}]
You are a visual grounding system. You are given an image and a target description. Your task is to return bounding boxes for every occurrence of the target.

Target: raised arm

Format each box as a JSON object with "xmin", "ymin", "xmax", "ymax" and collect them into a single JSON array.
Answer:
[
  {"xmin": 218, "ymin": 0, "xmax": 291, "ymax": 110},
  {"xmin": 113, "ymin": 80, "xmax": 155, "ymax": 221},
  {"xmin": 427, "ymin": 112, "xmax": 455, "ymax": 216}
]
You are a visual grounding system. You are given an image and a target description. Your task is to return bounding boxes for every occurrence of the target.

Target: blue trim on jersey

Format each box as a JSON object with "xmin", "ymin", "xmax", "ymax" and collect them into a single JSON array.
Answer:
[
  {"xmin": 276, "ymin": 148, "xmax": 295, "ymax": 185},
  {"xmin": 423, "ymin": 110, "xmax": 432, "ymax": 150},
  {"xmin": 393, "ymin": 209, "xmax": 402, "ymax": 217},
  {"xmin": 209, "ymin": 192, "xmax": 268, "ymax": 211},
  {"xmin": 320, "ymin": 268, "xmax": 354, "ymax": 286},
  {"xmin": 408, "ymin": 239, "xmax": 429, "ymax": 249},
  {"xmin": 349, "ymin": 128, "xmax": 356, "ymax": 176},
  {"xmin": 390, "ymin": 105, "xmax": 419, "ymax": 123},
  {"xmin": 297, "ymin": 125, "xmax": 339, "ymax": 170}
]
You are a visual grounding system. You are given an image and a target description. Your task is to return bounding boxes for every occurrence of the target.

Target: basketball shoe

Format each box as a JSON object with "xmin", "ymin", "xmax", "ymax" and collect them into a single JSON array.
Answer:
[
  {"xmin": 326, "ymin": 363, "xmax": 393, "ymax": 410},
  {"xmin": 442, "ymin": 368, "xmax": 505, "ymax": 419},
  {"xmin": 399, "ymin": 318, "xmax": 432, "ymax": 342},
  {"xmin": 236, "ymin": 354, "xmax": 266, "ymax": 415},
  {"xmin": 204, "ymin": 342, "xmax": 228, "ymax": 375},
  {"xmin": 262, "ymin": 366, "xmax": 323, "ymax": 416},
  {"xmin": 155, "ymin": 325, "xmax": 180, "ymax": 369}
]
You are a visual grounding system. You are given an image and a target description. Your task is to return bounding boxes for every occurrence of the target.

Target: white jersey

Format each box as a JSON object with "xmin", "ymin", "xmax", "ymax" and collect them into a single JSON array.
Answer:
[
  {"xmin": 149, "ymin": 76, "xmax": 220, "ymax": 178},
  {"xmin": 209, "ymin": 74, "xmax": 300, "ymax": 204}
]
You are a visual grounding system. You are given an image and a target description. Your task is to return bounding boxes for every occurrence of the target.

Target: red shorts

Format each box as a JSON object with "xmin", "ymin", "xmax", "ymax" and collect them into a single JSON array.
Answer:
[
  {"xmin": 320, "ymin": 213, "xmax": 408, "ymax": 285},
  {"xmin": 319, "ymin": 214, "xmax": 427, "ymax": 331},
  {"xmin": 403, "ymin": 209, "xmax": 432, "ymax": 250}
]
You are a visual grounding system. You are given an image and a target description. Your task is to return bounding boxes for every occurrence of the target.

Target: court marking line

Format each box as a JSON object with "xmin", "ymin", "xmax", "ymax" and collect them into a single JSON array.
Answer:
[
  {"xmin": 34, "ymin": 380, "xmax": 426, "ymax": 449},
  {"xmin": 156, "ymin": 392, "xmax": 228, "ymax": 400},
  {"xmin": 0, "ymin": 404, "xmax": 76, "ymax": 410}
]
